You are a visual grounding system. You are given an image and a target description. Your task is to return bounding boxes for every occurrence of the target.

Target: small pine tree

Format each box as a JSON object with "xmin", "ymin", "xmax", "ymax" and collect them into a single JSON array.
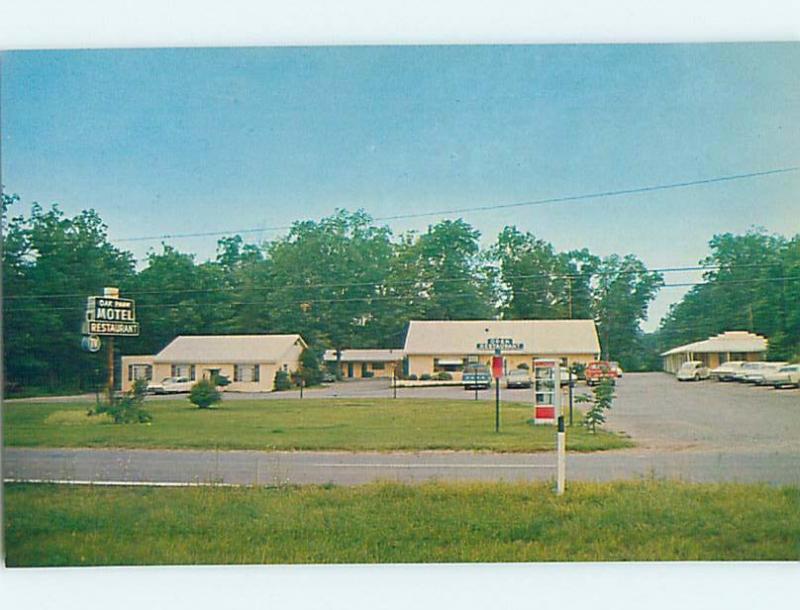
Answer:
[
  {"xmin": 576, "ymin": 378, "xmax": 615, "ymax": 433},
  {"xmin": 189, "ymin": 379, "xmax": 222, "ymax": 409}
]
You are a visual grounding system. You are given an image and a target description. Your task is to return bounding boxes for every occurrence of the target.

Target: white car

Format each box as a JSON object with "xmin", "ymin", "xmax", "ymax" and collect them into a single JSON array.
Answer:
[
  {"xmin": 504, "ymin": 369, "xmax": 532, "ymax": 389},
  {"xmin": 763, "ymin": 364, "xmax": 800, "ymax": 389},
  {"xmin": 709, "ymin": 361, "xmax": 746, "ymax": 382},
  {"xmin": 731, "ymin": 362, "xmax": 768, "ymax": 382},
  {"xmin": 676, "ymin": 361, "xmax": 710, "ymax": 381},
  {"xmin": 147, "ymin": 376, "xmax": 194, "ymax": 394},
  {"xmin": 742, "ymin": 362, "xmax": 788, "ymax": 385},
  {"xmin": 609, "ymin": 361, "xmax": 623, "ymax": 378}
]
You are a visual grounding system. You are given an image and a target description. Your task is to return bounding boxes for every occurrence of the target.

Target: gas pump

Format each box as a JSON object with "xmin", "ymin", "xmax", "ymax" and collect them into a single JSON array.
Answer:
[{"xmin": 533, "ymin": 358, "xmax": 560, "ymax": 424}]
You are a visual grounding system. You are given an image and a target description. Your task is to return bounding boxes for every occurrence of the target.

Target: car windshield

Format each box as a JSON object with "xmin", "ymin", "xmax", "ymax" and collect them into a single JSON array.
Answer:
[{"xmin": 679, "ymin": 363, "xmax": 698, "ymax": 370}]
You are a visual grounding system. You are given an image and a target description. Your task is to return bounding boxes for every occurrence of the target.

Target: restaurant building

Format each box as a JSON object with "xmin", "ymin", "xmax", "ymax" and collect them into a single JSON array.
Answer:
[
  {"xmin": 660, "ymin": 331, "xmax": 768, "ymax": 374},
  {"xmin": 121, "ymin": 334, "xmax": 307, "ymax": 392},
  {"xmin": 402, "ymin": 319, "xmax": 601, "ymax": 380},
  {"xmin": 323, "ymin": 349, "xmax": 404, "ymax": 379}
]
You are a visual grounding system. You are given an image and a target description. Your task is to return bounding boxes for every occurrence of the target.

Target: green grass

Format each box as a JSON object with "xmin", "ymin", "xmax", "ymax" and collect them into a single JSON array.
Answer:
[
  {"xmin": 5, "ymin": 480, "xmax": 799, "ymax": 565},
  {"xmin": 3, "ymin": 398, "xmax": 631, "ymax": 452}
]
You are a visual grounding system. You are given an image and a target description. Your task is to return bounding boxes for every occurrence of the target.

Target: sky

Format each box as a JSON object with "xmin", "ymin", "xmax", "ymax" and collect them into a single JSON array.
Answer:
[{"xmin": 2, "ymin": 43, "xmax": 798, "ymax": 330}]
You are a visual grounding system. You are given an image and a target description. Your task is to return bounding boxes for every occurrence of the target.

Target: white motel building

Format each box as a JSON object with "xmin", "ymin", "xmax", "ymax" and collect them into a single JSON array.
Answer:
[
  {"xmin": 121, "ymin": 334, "xmax": 306, "ymax": 393},
  {"xmin": 402, "ymin": 319, "xmax": 601, "ymax": 379}
]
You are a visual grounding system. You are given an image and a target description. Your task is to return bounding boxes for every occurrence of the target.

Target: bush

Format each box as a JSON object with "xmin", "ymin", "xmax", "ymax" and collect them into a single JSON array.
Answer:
[
  {"xmin": 363, "ymin": 370, "xmax": 375, "ymax": 378},
  {"xmin": 189, "ymin": 379, "xmax": 222, "ymax": 409},
  {"xmin": 274, "ymin": 370, "xmax": 292, "ymax": 391},
  {"xmin": 435, "ymin": 371, "xmax": 453, "ymax": 380},
  {"xmin": 91, "ymin": 378, "xmax": 152, "ymax": 424},
  {"xmin": 407, "ymin": 374, "xmax": 418, "ymax": 381},
  {"xmin": 420, "ymin": 373, "xmax": 432, "ymax": 381},
  {"xmin": 516, "ymin": 363, "xmax": 529, "ymax": 370}
]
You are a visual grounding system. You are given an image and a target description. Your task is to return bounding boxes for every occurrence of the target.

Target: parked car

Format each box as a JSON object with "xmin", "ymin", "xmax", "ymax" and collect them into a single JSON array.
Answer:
[
  {"xmin": 559, "ymin": 368, "xmax": 577, "ymax": 387},
  {"xmin": 731, "ymin": 362, "xmax": 768, "ymax": 382},
  {"xmin": 709, "ymin": 361, "xmax": 747, "ymax": 381},
  {"xmin": 742, "ymin": 362, "xmax": 788, "ymax": 384},
  {"xmin": 763, "ymin": 364, "xmax": 800, "ymax": 389},
  {"xmin": 321, "ymin": 371, "xmax": 337, "ymax": 383},
  {"xmin": 147, "ymin": 376, "xmax": 194, "ymax": 394},
  {"xmin": 505, "ymin": 368, "xmax": 532, "ymax": 389},
  {"xmin": 676, "ymin": 361, "xmax": 710, "ymax": 381},
  {"xmin": 463, "ymin": 364, "xmax": 492, "ymax": 390},
  {"xmin": 609, "ymin": 361, "xmax": 623, "ymax": 378},
  {"xmin": 585, "ymin": 361, "xmax": 617, "ymax": 386}
]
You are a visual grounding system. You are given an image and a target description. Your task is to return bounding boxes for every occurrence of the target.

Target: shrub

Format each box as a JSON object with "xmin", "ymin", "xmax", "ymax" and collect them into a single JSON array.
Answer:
[
  {"xmin": 571, "ymin": 362, "xmax": 587, "ymax": 380},
  {"xmin": 91, "ymin": 378, "xmax": 152, "ymax": 424},
  {"xmin": 420, "ymin": 373, "xmax": 432, "ymax": 381},
  {"xmin": 435, "ymin": 371, "xmax": 453, "ymax": 380},
  {"xmin": 274, "ymin": 370, "xmax": 292, "ymax": 391},
  {"xmin": 189, "ymin": 379, "xmax": 222, "ymax": 409},
  {"xmin": 516, "ymin": 363, "xmax": 529, "ymax": 370},
  {"xmin": 407, "ymin": 374, "xmax": 418, "ymax": 381},
  {"xmin": 363, "ymin": 370, "xmax": 375, "ymax": 378}
]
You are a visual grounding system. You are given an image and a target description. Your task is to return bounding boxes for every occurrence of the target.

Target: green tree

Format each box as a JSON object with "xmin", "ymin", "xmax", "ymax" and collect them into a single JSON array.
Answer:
[
  {"xmin": 593, "ymin": 254, "xmax": 663, "ymax": 370},
  {"xmin": 655, "ymin": 229, "xmax": 799, "ymax": 362},
  {"xmin": 2, "ymin": 198, "xmax": 135, "ymax": 393}
]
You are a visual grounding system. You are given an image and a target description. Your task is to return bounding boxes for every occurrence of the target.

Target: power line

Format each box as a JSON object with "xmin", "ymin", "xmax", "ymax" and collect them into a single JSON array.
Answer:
[
  {"xmin": 111, "ymin": 166, "xmax": 799, "ymax": 243},
  {"xmin": 5, "ymin": 275, "xmax": 800, "ymax": 314},
  {"xmin": 0, "ymin": 262, "xmax": 781, "ymax": 302}
]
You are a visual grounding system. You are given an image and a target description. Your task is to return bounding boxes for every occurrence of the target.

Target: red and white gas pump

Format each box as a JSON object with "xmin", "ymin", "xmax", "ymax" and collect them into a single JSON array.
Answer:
[{"xmin": 533, "ymin": 358, "xmax": 560, "ymax": 424}]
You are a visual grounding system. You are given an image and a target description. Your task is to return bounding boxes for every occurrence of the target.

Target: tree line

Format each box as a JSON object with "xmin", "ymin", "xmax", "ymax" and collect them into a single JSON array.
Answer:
[
  {"xmin": 3, "ymin": 193, "xmax": 796, "ymax": 394},
  {"xmin": 649, "ymin": 229, "xmax": 800, "ymax": 366}
]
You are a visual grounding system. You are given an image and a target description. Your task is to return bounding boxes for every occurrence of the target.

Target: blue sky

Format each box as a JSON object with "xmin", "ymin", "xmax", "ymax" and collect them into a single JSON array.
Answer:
[{"xmin": 2, "ymin": 43, "xmax": 798, "ymax": 329}]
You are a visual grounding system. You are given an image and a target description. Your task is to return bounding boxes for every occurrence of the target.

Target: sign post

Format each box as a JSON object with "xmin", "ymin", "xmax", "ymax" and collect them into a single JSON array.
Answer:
[
  {"xmin": 82, "ymin": 287, "xmax": 139, "ymax": 404},
  {"xmin": 492, "ymin": 349, "xmax": 503, "ymax": 433},
  {"xmin": 556, "ymin": 415, "xmax": 566, "ymax": 495}
]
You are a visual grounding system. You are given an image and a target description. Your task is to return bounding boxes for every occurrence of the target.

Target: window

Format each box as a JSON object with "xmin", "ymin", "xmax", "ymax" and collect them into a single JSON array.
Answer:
[
  {"xmin": 371, "ymin": 362, "xmax": 385, "ymax": 370},
  {"xmin": 171, "ymin": 364, "xmax": 194, "ymax": 380},
  {"xmin": 234, "ymin": 364, "xmax": 260, "ymax": 382},
  {"xmin": 434, "ymin": 358, "xmax": 466, "ymax": 372},
  {"xmin": 128, "ymin": 364, "xmax": 152, "ymax": 381}
]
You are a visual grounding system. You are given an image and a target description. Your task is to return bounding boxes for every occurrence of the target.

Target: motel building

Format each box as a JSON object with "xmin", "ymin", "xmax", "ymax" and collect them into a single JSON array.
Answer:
[
  {"xmin": 323, "ymin": 349, "xmax": 404, "ymax": 379},
  {"xmin": 121, "ymin": 334, "xmax": 306, "ymax": 393},
  {"xmin": 402, "ymin": 319, "xmax": 601, "ymax": 380},
  {"xmin": 660, "ymin": 330, "xmax": 768, "ymax": 374}
]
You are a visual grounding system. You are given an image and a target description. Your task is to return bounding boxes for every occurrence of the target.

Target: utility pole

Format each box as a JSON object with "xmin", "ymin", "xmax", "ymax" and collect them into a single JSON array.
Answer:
[
  {"xmin": 106, "ymin": 336, "xmax": 115, "ymax": 404},
  {"xmin": 567, "ymin": 277, "xmax": 573, "ymax": 319}
]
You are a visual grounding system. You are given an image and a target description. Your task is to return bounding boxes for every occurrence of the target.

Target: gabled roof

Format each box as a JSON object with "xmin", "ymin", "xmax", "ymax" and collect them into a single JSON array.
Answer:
[
  {"xmin": 323, "ymin": 349, "xmax": 404, "ymax": 362},
  {"xmin": 154, "ymin": 334, "xmax": 306, "ymax": 364},
  {"xmin": 660, "ymin": 331, "xmax": 768, "ymax": 356},
  {"xmin": 403, "ymin": 319, "xmax": 601, "ymax": 355}
]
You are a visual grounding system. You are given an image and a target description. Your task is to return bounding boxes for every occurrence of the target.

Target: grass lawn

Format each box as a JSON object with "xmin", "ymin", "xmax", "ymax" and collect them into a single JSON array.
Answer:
[
  {"xmin": 5, "ymin": 480, "xmax": 799, "ymax": 565},
  {"xmin": 3, "ymin": 398, "xmax": 631, "ymax": 452}
]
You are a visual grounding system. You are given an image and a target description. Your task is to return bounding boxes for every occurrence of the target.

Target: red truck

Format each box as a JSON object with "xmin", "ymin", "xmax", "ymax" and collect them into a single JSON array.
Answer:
[{"xmin": 585, "ymin": 361, "xmax": 618, "ymax": 386}]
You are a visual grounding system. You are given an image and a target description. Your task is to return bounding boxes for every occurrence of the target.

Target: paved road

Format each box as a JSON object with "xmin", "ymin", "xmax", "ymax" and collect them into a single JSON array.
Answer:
[
  {"xmin": 4, "ymin": 373, "xmax": 799, "ymax": 485},
  {"xmin": 5, "ymin": 446, "xmax": 799, "ymax": 485}
]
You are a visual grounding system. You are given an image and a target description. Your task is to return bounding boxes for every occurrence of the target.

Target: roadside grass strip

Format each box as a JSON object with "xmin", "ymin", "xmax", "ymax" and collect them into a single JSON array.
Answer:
[
  {"xmin": 4, "ymin": 398, "xmax": 631, "ymax": 452},
  {"xmin": 4, "ymin": 480, "xmax": 798, "ymax": 565}
]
